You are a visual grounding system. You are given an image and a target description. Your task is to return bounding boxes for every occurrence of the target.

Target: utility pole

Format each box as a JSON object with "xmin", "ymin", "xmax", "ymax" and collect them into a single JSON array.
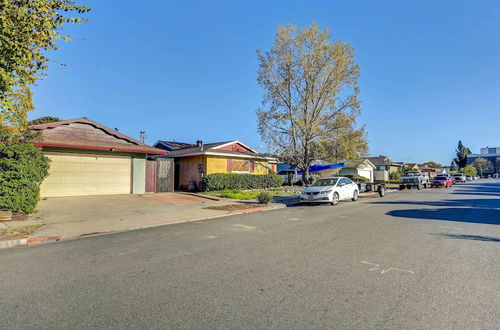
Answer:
[{"xmin": 139, "ymin": 131, "xmax": 147, "ymax": 144}]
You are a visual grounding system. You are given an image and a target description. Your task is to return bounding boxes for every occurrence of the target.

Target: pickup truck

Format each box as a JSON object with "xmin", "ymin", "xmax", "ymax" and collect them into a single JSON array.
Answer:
[{"xmin": 399, "ymin": 171, "xmax": 430, "ymax": 190}]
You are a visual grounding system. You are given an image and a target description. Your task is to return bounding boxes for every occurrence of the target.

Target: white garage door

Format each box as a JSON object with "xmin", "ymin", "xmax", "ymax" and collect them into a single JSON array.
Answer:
[
  {"xmin": 358, "ymin": 169, "xmax": 373, "ymax": 182},
  {"xmin": 40, "ymin": 153, "xmax": 132, "ymax": 197}
]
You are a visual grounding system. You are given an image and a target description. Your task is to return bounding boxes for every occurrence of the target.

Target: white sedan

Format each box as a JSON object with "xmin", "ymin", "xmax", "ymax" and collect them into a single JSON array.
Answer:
[{"xmin": 300, "ymin": 177, "xmax": 359, "ymax": 205}]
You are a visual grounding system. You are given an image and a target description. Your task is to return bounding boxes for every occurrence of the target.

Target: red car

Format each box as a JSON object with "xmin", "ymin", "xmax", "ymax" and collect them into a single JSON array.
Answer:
[{"xmin": 431, "ymin": 175, "xmax": 453, "ymax": 188}]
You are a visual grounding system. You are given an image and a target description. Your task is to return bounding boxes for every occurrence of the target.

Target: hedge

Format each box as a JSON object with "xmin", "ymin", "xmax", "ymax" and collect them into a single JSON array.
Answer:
[{"xmin": 201, "ymin": 173, "xmax": 284, "ymax": 191}]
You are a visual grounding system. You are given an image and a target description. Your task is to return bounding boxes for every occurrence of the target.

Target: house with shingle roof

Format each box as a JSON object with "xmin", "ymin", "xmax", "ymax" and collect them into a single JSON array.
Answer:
[
  {"xmin": 153, "ymin": 140, "xmax": 277, "ymax": 191},
  {"xmin": 31, "ymin": 117, "xmax": 167, "ymax": 197},
  {"xmin": 367, "ymin": 155, "xmax": 404, "ymax": 181}
]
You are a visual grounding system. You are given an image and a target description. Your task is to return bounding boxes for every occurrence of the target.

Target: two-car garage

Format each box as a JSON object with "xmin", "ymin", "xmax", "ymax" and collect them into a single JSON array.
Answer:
[
  {"xmin": 40, "ymin": 153, "xmax": 132, "ymax": 197},
  {"xmin": 32, "ymin": 118, "xmax": 167, "ymax": 198}
]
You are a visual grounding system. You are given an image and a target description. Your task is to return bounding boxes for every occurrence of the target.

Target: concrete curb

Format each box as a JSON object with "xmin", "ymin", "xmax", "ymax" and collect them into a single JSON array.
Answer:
[{"xmin": 0, "ymin": 236, "xmax": 60, "ymax": 249}]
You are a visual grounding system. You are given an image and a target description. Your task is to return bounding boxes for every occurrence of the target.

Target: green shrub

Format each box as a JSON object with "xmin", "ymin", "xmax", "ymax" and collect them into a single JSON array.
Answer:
[
  {"xmin": 257, "ymin": 192, "xmax": 273, "ymax": 204},
  {"xmin": 0, "ymin": 128, "xmax": 50, "ymax": 214},
  {"xmin": 201, "ymin": 173, "xmax": 284, "ymax": 191}
]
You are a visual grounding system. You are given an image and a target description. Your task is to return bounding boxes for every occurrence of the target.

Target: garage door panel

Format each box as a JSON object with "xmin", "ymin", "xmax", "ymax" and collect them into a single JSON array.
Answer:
[{"xmin": 40, "ymin": 153, "xmax": 132, "ymax": 197}]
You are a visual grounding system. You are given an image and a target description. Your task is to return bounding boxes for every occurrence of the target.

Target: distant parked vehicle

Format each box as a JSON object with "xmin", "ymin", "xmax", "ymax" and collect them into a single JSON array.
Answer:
[
  {"xmin": 278, "ymin": 169, "xmax": 302, "ymax": 185},
  {"xmin": 431, "ymin": 175, "xmax": 453, "ymax": 188},
  {"xmin": 399, "ymin": 171, "xmax": 430, "ymax": 190},
  {"xmin": 465, "ymin": 175, "xmax": 473, "ymax": 181},
  {"xmin": 453, "ymin": 173, "xmax": 466, "ymax": 183},
  {"xmin": 300, "ymin": 177, "xmax": 359, "ymax": 205},
  {"xmin": 449, "ymin": 175, "xmax": 456, "ymax": 185}
]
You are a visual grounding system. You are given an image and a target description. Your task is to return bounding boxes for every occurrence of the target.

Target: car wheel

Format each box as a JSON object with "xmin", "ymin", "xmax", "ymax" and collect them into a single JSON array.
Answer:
[
  {"xmin": 417, "ymin": 184, "xmax": 422, "ymax": 190},
  {"xmin": 407, "ymin": 185, "xmax": 412, "ymax": 190},
  {"xmin": 399, "ymin": 185, "xmax": 405, "ymax": 190},
  {"xmin": 352, "ymin": 190, "xmax": 359, "ymax": 201},
  {"xmin": 424, "ymin": 183, "xmax": 428, "ymax": 189},
  {"xmin": 331, "ymin": 192, "xmax": 339, "ymax": 205},
  {"xmin": 378, "ymin": 186, "xmax": 385, "ymax": 197}
]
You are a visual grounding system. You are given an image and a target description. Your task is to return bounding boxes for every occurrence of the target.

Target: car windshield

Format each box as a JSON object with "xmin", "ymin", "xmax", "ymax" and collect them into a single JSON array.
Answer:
[
  {"xmin": 312, "ymin": 178, "xmax": 338, "ymax": 187},
  {"xmin": 435, "ymin": 176, "xmax": 446, "ymax": 180}
]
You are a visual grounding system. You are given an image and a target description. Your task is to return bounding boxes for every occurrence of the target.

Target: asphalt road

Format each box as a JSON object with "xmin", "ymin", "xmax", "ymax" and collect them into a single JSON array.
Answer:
[{"xmin": 1, "ymin": 181, "xmax": 499, "ymax": 329}]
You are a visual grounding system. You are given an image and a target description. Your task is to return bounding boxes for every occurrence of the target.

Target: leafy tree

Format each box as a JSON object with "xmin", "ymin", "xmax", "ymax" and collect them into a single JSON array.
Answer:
[
  {"xmin": 472, "ymin": 157, "xmax": 491, "ymax": 175},
  {"xmin": 0, "ymin": 126, "xmax": 50, "ymax": 213},
  {"xmin": 257, "ymin": 23, "xmax": 365, "ymax": 182},
  {"xmin": 453, "ymin": 140, "xmax": 471, "ymax": 169},
  {"xmin": 459, "ymin": 165, "xmax": 477, "ymax": 176},
  {"xmin": 422, "ymin": 161, "xmax": 441, "ymax": 168},
  {"xmin": 28, "ymin": 116, "xmax": 63, "ymax": 126},
  {"xmin": 0, "ymin": 1, "xmax": 91, "ymax": 130}
]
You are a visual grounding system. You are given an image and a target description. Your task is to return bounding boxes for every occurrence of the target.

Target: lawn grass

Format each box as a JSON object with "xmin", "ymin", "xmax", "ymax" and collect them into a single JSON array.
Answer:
[
  {"xmin": 203, "ymin": 187, "xmax": 299, "ymax": 200},
  {"xmin": 203, "ymin": 189, "xmax": 260, "ymax": 200},
  {"xmin": 0, "ymin": 224, "xmax": 44, "ymax": 241}
]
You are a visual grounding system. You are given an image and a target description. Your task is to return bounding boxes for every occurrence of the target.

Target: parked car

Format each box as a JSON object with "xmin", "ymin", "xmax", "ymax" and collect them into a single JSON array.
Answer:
[
  {"xmin": 399, "ymin": 171, "xmax": 430, "ymax": 190},
  {"xmin": 449, "ymin": 175, "xmax": 456, "ymax": 185},
  {"xmin": 431, "ymin": 175, "xmax": 453, "ymax": 188},
  {"xmin": 465, "ymin": 175, "xmax": 473, "ymax": 181},
  {"xmin": 278, "ymin": 169, "xmax": 302, "ymax": 185},
  {"xmin": 453, "ymin": 173, "xmax": 466, "ymax": 183},
  {"xmin": 300, "ymin": 177, "xmax": 359, "ymax": 205}
]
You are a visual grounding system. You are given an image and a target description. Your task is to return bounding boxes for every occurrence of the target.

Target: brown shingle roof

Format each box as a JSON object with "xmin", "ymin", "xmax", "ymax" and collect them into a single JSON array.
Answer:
[
  {"xmin": 160, "ymin": 140, "xmax": 273, "ymax": 160},
  {"xmin": 31, "ymin": 118, "xmax": 167, "ymax": 155}
]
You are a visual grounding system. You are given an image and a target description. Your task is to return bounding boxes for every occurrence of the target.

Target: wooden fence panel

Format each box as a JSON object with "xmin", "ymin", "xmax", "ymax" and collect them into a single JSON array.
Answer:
[
  {"xmin": 145, "ymin": 160, "xmax": 158, "ymax": 193},
  {"xmin": 157, "ymin": 158, "xmax": 174, "ymax": 192}
]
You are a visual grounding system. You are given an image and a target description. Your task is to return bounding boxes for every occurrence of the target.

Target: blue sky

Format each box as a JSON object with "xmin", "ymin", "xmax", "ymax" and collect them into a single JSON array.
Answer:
[{"xmin": 31, "ymin": 0, "xmax": 500, "ymax": 165}]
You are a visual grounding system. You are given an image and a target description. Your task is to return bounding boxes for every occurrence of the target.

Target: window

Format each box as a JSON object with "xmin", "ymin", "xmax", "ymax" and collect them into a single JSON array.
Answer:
[
  {"xmin": 229, "ymin": 159, "xmax": 250, "ymax": 173},
  {"xmin": 344, "ymin": 178, "xmax": 353, "ymax": 185}
]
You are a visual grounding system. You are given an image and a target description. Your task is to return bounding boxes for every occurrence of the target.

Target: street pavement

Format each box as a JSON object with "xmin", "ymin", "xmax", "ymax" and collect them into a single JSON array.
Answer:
[{"xmin": 1, "ymin": 181, "xmax": 499, "ymax": 329}]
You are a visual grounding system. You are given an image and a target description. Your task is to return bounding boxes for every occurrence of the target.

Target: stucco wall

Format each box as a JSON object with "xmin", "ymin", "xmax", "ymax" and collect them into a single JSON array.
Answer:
[
  {"xmin": 205, "ymin": 155, "xmax": 227, "ymax": 174},
  {"xmin": 132, "ymin": 155, "xmax": 146, "ymax": 194},
  {"xmin": 254, "ymin": 161, "xmax": 272, "ymax": 174}
]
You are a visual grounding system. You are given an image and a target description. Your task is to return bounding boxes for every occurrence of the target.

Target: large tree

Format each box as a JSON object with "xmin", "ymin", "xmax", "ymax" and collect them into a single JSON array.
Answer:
[
  {"xmin": 0, "ymin": 0, "xmax": 91, "ymax": 130},
  {"xmin": 472, "ymin": 157, "xmax": 491, "ymax": 175},
  {"xmin": 257, "ymin": 23, "xmax": 366, "ymax": 181},
  {"xmin": 453, "ymin": 140, "xmax": 471, "ymax": 169}
]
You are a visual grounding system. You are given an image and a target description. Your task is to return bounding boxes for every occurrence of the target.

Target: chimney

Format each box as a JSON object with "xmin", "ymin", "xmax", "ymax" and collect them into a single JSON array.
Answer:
[{"xmin": 197, "ymin": 140, "xmax": 203, "ymax": 150}]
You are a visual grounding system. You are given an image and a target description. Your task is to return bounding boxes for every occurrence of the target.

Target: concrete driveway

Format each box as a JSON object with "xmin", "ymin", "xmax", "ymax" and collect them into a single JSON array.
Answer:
[{"xmin": 29, "ymin": 193, "xmax": 234, "ymax": 239}]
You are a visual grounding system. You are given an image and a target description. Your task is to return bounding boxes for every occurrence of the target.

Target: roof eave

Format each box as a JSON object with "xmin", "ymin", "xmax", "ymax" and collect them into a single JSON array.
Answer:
[{"xmin": 34, "ymin": 142, "xmax": 168, "ymax": 155}]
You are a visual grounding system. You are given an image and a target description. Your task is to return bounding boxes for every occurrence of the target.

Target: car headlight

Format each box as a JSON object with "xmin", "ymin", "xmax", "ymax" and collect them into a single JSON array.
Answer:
[{"xmin": 321, "ymin": 189, "xmax": 332, "ymax": 194}]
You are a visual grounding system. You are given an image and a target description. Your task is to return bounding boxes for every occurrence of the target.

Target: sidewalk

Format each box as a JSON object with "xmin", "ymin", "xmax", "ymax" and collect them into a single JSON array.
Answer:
[{"xmin": 1, "ymin": 193, "xmax": 283, "ymax": 248}]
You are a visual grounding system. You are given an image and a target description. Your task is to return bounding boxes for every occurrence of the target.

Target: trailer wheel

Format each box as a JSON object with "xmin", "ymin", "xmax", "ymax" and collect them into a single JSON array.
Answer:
[{"xmin": 378, "ymin": 186, "xmax": 385, "ymax": 197}]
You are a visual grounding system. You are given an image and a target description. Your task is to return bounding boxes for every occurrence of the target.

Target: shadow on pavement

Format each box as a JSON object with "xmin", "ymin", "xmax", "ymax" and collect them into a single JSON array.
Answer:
[
  {"xmin": 373, "ymin": 181, "xmax": 500, "ymax": 225},
  {"xmin": 435, "ymin": 233, "xmax": 500, "ymax": 242},
  {"xmin": 387, "ymin": 207, "xmax": 500, "ymax": 225}
]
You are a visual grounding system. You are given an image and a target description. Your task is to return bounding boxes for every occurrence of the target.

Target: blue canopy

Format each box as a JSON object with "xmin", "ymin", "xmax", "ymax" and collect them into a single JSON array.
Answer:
[{"xmin": 297, "ymin": 163, "xmax": 345, "ymax": 174}]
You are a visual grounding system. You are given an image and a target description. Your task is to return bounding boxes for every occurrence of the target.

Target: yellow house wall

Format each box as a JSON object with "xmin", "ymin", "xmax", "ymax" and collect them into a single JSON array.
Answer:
[
  {"xmin": 205, "ymin": 155, "xmax": 275, "ymax": 175},
  {"xmin": 205, "ymin": 155, "xmax": 227, "ymax": 175}
]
